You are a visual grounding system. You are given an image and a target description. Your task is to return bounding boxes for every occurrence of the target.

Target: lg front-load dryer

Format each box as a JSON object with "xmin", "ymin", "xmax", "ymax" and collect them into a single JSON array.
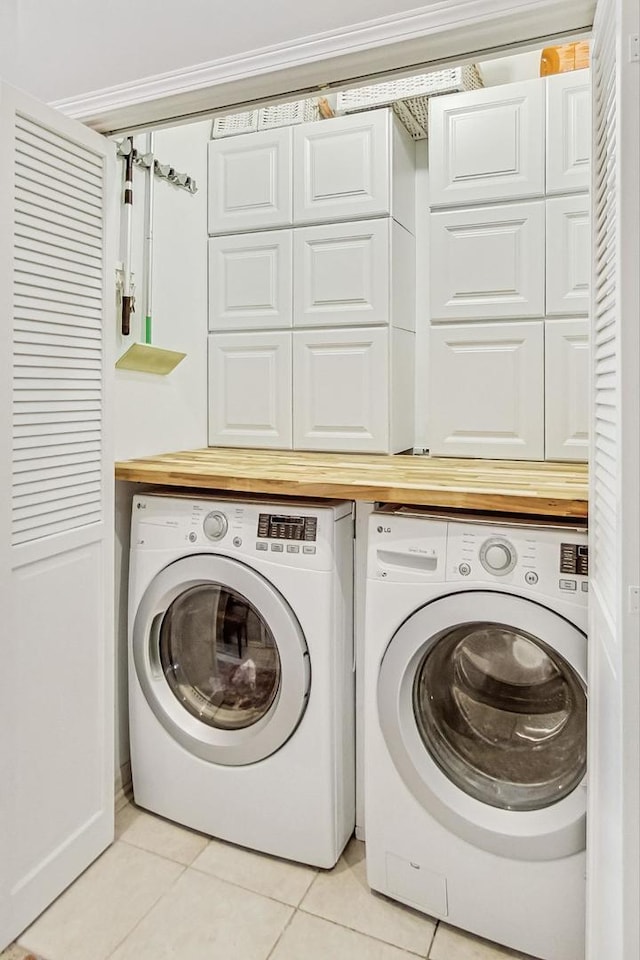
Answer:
[
  {"xmin": 128, "ymin": 492, "xmax": 355, "ymax": 868},
  {"xmin": 364, "ymin": 508, "xmax": 588, "ymax": 960}
]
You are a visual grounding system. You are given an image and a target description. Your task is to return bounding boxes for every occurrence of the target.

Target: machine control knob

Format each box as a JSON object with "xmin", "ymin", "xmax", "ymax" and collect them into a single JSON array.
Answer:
[
  {"xmin": 203, "ymin": 510, "xmax": 228, "ymax": 541},
  {"xmin": 479, "ymin": 537, "xmax": 517, "ymax": 576}
]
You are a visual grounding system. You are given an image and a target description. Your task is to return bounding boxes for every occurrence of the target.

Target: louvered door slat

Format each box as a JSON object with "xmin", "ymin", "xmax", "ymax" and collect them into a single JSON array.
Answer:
[
  {"xmin": 15, "ymin": 244, "xmax": 103, "ymax": 280},
  {"xmin": 15, "ymin": 209, "xmax": 103, "ymax": 250},
  {"xmin": 15, "ymin": 126, "xmax": 103, "ymax": 185},
  {"xmin": 11, "ymin": 111, "xmax": 105, "ymax": 548},
  {"xmin": 15, "ymin": 148, "xmax": 103, "ymax": 202}
]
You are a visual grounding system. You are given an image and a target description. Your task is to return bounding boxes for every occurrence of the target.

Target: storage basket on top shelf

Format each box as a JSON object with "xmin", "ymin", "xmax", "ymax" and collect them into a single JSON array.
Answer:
[
  {"xmin": 336, "ymin": 65, "xmax": 483, "ymax": 139},
  {"xmin": 212, "ymin": 99, "xmax": 319, "ymax": 137}
]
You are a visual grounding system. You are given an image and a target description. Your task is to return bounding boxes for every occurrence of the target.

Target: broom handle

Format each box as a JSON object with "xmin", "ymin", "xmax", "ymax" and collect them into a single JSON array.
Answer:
[
  {"xmin": 144, "ymin": 132, "xmax": 155, "ymax": 345},
  {"xmin": 121, "ymin": 139, "xmax": 134, "ymax": 336}
]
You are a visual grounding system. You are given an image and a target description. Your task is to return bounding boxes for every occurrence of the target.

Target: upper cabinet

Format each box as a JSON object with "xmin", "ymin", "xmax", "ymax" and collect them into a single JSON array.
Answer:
[
  {"xmin": 208, "ymin": 128, "xmax": 293, "ymax": 234},
  {"xmin": 208, "ymin": 109, "xmax": 416, "ymax": 235},
  {"xmin": 428, "ymin": 79, "xmax": 545, "ymax": 207},
  {"xmin": 430, "ymin": 201, "xmax": 545, "ymax": 321},
  {"xmin": 546, "ymin": 69, "xmax": 591, "ymax": 195},
  {"xmin": 293, "ymin": 111, "xmax": 415, "ymax": 231}
]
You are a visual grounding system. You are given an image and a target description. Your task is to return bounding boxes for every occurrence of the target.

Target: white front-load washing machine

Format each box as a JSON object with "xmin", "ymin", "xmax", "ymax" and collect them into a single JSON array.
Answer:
[
  {"xmin": 364, "ymin": 508, "xmax": 588, "ymax": 960},
  {"xmin": 129, "ymin": 492, "xmax": 355, "ymax": 868}
]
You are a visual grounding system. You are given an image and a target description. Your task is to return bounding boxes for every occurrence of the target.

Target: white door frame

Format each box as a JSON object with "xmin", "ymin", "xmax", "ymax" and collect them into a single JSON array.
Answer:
[
  {"xmin": 48, "ymin": 2, "xmax": 637, "ymax": 958},
  {"xmin": 52, "ymin": 0, "xmax": 596, "ymax": 134}
]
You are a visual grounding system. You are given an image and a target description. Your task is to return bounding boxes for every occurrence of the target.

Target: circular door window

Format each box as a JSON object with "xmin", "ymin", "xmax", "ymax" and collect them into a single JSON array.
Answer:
[
  {"xmin": 412, "ymin": 622, "xmax": 587, "ymax": 811},
  {"xmin": 159, "ymin": 583, "xmax": 281, "ymax": 731},
  {"xmin": 377, "ymin": 591, "xmax": 587, "ymax": 860},
  {"xmin": 133, "ymin": 554, "xmax": 310, "ymax": 766}
]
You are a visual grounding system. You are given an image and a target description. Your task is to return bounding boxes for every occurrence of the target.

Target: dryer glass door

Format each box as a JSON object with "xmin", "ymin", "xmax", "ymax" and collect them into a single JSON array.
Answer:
[
  {"xmin": 133, "ymin": 554, "xmax": 310, "ymax": 766},
  {"xmin": 159, "ymin": 583, "xmax": 280, "ymax": 731},
  {"xmin": 412, "ymin": 621, "xmax": 587, "ymax": 811}
]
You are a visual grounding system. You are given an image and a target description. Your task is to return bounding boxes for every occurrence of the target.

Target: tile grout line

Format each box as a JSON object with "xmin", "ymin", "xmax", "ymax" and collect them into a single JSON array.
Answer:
[
  {"xmin": 101, "ymin": 859, "xmax": 189, "ymax": 960},
  {"xmin": 295, "ymin": 905, "xmax": 435, "ymax": 958},
  {"xmin": 264, "ymin": 905, "xmax": 298, "ymax": 960},
  {"xmin": 426, "ymin": 919, "xmax": 440, "ymax": 958}
]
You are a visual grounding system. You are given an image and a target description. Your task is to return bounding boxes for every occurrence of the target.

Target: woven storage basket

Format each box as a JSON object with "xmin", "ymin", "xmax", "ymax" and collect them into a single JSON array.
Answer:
[
  {"xmin": 258, "ymin": 98, "xmax": 319, "ymax": 129},
  {"xmin": 337, "ymin": 65, "xmax": 483, "ymax": 139},
  {"xmin": 212, "ymin": 111, "xmax": 259, "ymax": 138}
]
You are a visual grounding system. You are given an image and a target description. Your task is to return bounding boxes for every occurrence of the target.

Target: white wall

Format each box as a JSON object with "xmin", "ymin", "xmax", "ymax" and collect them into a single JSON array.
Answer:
[
  {"xmin": 114, "ymin": 120, "xmax": 209, "ymax": 460},
  {"xmin": 0, "ymin": 0, "xmax": 429, "ymax": 103}
]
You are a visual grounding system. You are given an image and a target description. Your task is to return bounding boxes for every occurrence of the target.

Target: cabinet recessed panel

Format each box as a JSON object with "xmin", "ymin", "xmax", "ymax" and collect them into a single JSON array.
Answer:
[
  {"xmin": 208, "ymin": 232, "xmax": 292, "ymax": 330},
  {"xmin": 546, "ymin": 196, "xmax": 590, "ymax": 316},
  {"xmin": 208, "ymin": 332, "xmax": 291, "ymax": 448},
  {"xmin": 294, "ymin": 220, "xmax": 389, "ymax": 327},
  {"xmin": 294, "ymin": 112, "xmax": 390, "ymax": 224},
  {"xmin": 429, "ymin": 79, "xmax": 545, "ymax": 206},
  {"xmin": 208, "ymin": 128, "xmax": 292, "ymax": 233},
  {"xmin": 430, "ymin": 202, "xmax": 545, "ymax": 320},
  {"xmin": 293, "ymin": 327, "xmax": 389, "ymax": 451},
  {"xmin": 546, "ymin": 70, "xmax": 591, "ymax": 195},
  {"xmin": 428, "ymin": 322, "xmax": 544, "ymax": 459},
  {"xmin": 545, "ymin": 319, "xmax": 589, "ymax": 461}
]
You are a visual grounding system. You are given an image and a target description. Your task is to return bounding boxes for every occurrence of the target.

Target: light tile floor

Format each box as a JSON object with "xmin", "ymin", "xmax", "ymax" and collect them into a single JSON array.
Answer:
[{"xmin": 3, "ymin": 804, "xmax": 537, "ymax": 960}]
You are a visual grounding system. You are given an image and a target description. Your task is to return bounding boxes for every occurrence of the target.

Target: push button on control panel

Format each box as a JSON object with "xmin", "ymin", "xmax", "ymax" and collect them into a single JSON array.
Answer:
[
  {"xmin": 256, "ymin": 542, "xmax": 268, "ymax": 551},
  {"xmin": 524, "ymin": 571, "xmax": 538, "ymax": 585},
  {"xmin": 303, "ymin": 545, "xmax": 316, "ymax": 555},
  {"xmin": 271, "ymin": 543, "xmax": 284, "ymax": 553},
  {"xmin": 559, "ymin": 579, "xmax": 577, "ymax": 591},
  {"xmin": 458, "ymin": 562, "xmax": 471, "ymax": 576}
]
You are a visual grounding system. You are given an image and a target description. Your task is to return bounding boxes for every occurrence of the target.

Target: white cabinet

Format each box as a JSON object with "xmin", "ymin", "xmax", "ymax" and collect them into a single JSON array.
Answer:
[
  {"xmin": 208, "ymin": 231, "xmax": 293, "ymax": 330},
  {"xmin": 428, "ymin": 79, "xmax": 545, "ymax": 207},
  {"xmin": 545, "ymin": 319, "xmax": 589, "ymax": 461},
  {"xmin": 293, "ymin": 218, "xmax": 414, "ymax": 330},
  {"xmin": 293, "ymin": 327, "xmax": 414, "ymax": 453},
  {"xmin": 208, "ymin": 332, "xmax": 292, "ymax": 448},
  {"xmin": 546, "ymin": 69, "xmax": 591, "ymax": 195},
  {"xmin": 428, "ymin": 322, "xmax": 544, "ymax": 460},
  {"xmin": 546, "ymin": 195, "xmax": 590, "ymax": 316},
  {"xmin": 430, "ymin": 202, "xmax": 545, "ymax": 320},
  {"xmin": 208, "ymin": 127, "xmax": 293, "ymax": 234},
  {"xmin": 293, "ymin": 110, "xmax": 415, "ymax": 231}
]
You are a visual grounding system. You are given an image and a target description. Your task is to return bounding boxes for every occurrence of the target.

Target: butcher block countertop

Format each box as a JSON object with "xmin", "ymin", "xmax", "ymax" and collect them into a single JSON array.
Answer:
[{"xmin": 114, "ymin": 448, "xmax": 588, "ymax": 519}]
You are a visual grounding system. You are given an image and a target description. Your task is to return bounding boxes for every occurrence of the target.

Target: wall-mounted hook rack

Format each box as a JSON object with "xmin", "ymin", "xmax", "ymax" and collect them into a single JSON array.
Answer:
[{"xmin": 116, "ymin": 140, "xmax": 198, "ymax": 193}]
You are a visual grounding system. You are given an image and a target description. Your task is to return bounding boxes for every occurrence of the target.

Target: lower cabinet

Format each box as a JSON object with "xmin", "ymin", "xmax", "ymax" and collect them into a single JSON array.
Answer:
[
  {"xmin": 208, "ymin": 331, "xmax": 292, "ymax": 448},
  {"xmin": 545, "ymin": 318, "xmax": 589, "ymax": 461},
  {"xmin": 208, "ymin": 327, "xmax": 414, "ymax": 453},
  {"xmin": 428, "ymin": 322, "xmax": 544, "ymax": 460},
  {"xmin": 293, "ymin": 327, "xmax": 414, "ymax": 453}
]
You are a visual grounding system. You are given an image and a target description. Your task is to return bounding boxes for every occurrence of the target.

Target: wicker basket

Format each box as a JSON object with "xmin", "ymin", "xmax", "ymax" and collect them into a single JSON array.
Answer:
[
  {"xmin": 212, "ymin": 99, "xmax": 320, "ymax": 138},
  {"xmin": 258, "ymin": 98, "xmax": 319, "ymax": 130},
  {"xmin": 337, "ymin": 66, "xmax": 483, "ymax": 139},
  {"xmin": 212, "ymin": 111, "xmax": 259, "ymax": 138}
]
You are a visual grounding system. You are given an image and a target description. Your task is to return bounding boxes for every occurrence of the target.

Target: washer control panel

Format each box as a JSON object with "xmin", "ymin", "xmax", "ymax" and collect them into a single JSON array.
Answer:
[{"xmin": 447, "ymin": 520, "xmax": 588, "ymax": 602}]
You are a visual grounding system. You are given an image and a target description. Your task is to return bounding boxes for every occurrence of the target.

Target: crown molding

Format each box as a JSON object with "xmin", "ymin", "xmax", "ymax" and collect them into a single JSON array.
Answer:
[{"xmin": 51, "ymin": 0, "xmax": 594, "ymax": 134}]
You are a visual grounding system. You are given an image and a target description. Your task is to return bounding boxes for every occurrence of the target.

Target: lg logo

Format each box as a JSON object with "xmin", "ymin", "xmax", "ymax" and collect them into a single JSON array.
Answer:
[{"xmin": 377, "ymin": 525, "xmax": 391, "ymax": 534}]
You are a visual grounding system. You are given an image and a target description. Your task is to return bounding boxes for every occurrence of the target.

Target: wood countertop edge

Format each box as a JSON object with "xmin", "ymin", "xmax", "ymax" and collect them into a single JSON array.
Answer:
[{"xmin": 114, "ymin": 463, "xmax": 588, "ymax": 518}]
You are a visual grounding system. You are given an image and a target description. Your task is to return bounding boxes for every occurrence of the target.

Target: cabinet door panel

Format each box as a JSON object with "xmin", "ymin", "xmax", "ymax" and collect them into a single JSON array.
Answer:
[
  {"xmin": 208, "ymin": 232, "xmax": 292, "ymax": 331},
  {"xmin": 293, "ymin": 220, "xmax": 389, "ymax": 327},
  {"xmin": 208, "ymin": 332, "xmax": 291, "ymax": 447},
  {"xmin": 545, "ymin": 319, "xmax": 589, "ymax": 461},
  {"xmin": 428, "ymin": 322, "xmax": 544, "ymax": 459},
  {"xmin": 546, "ymin": 196, "xmax": 590, "ymax": 316},
  {"xmin": 294, "ymin": 111, "xmax": 389, "ymax": 224},
  {"xmin": 430, "ymin": 202, "xmax": 545, "ymax": 320},
  {"xmin": 293, "ymin": 327, "xmax": 389, "ymax": 452},
  {"xmin": 429, "ymin": 79, "xmax": 545, "ymax": 206},
  {"xmin": 208, "ymin": 128, "xmax": 292, "ymax": 234},
  {"xmin": 546, "ymin": 69, "xmax": 591, "ymax": 195}
]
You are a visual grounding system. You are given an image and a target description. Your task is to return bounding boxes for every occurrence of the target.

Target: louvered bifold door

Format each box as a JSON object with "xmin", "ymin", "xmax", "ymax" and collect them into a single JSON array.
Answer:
[
  {"xmin": 0, "ymin": 82, "xmax": 116, "ymax": 949},
  {"xmin": 588, "ymin": 2, "xmax": 640, "ymax": 959}
]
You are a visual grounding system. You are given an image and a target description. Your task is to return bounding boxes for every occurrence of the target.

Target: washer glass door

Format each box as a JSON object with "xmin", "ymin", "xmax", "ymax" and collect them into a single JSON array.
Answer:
[
  {"xmin": 376, "ymin": 591, "xmax": 588, "ymax": 859},
  {"xmin": 412, "ymin": 621, "xmax": 586, "ymax": 811},
  {"xmin": 133, "ymin": 554, "xmax": 310, "ymax": 766}
]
